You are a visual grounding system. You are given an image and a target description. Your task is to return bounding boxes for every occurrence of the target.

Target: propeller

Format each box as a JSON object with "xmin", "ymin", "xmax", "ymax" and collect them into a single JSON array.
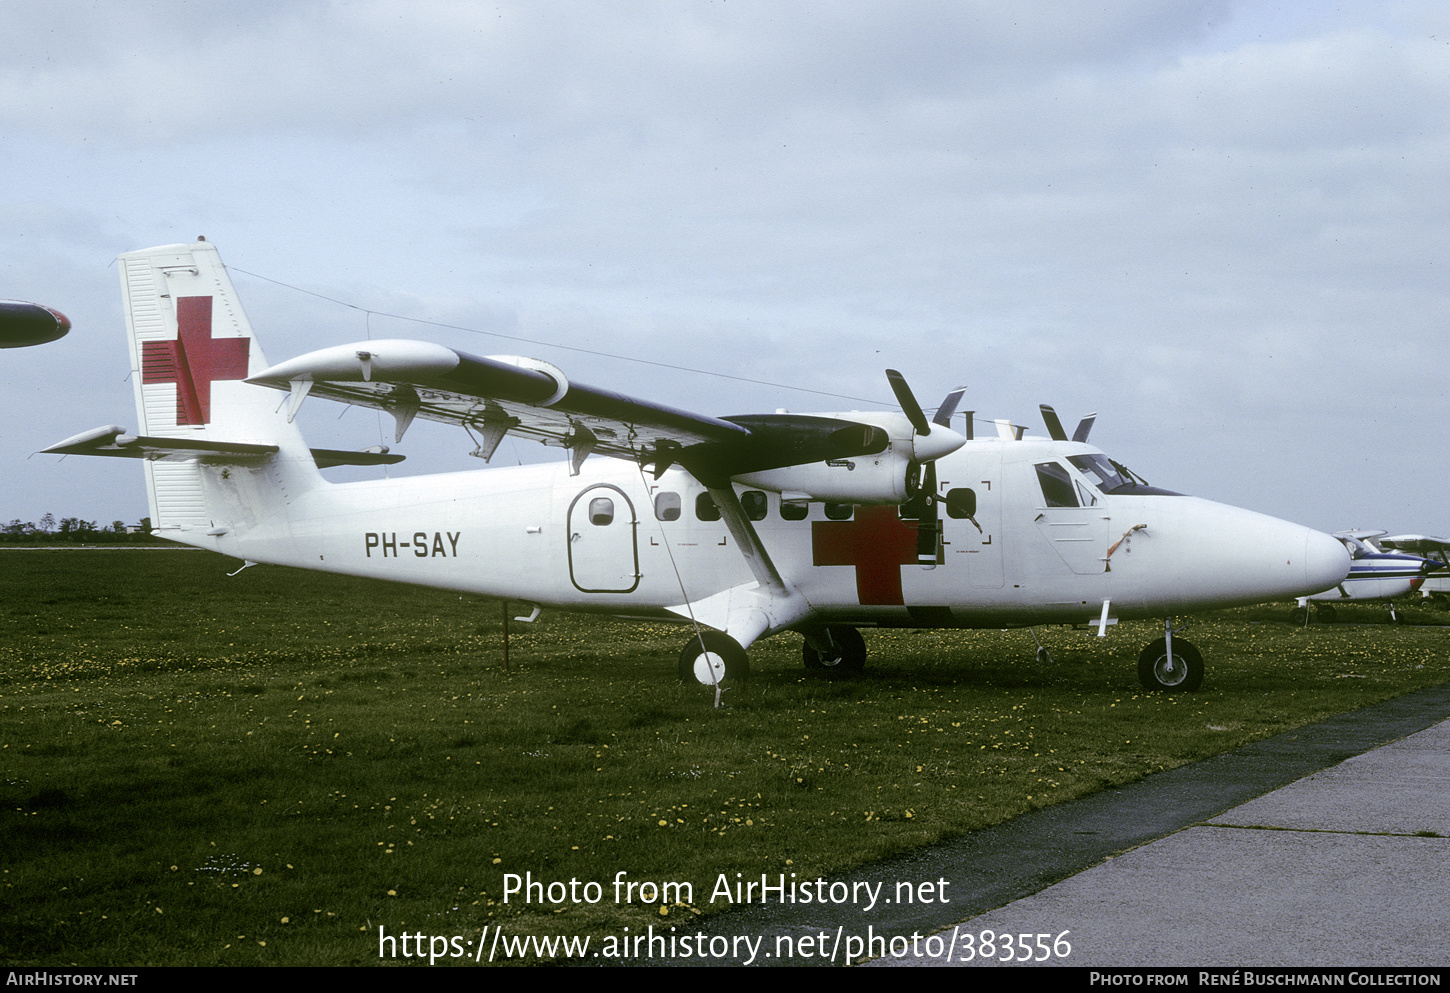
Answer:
[
  {"xmin": 1040, "ymin": 404, "xmax": 1097, "ymax": 443},
  {"xmin": 934, "ymin": 387, "xmax": 966, "ymax": 429},
  {"xmin": 886, "ymin": 369, "xmax": 931, "ymax": 436},
  {"xmin": 886, "ymin": 369, "xmax": 967, "ymax": 462},
  {"xmin": 1039, "ymin": 404, "xmax": 1067, "ymax": 442},
  {"xmin": 887, "ymin": 370, "xmax": 968, "ymax": 566}
]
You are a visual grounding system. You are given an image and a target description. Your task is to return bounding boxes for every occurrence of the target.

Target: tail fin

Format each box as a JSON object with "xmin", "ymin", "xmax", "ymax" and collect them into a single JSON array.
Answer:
[{"xmin": 119, "ymin": 239, "xmax": 322, "ymax": 541}]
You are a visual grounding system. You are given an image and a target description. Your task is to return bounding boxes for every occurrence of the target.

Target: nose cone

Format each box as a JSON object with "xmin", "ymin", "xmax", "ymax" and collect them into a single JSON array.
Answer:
[
  {"xmin": 1304, "ymin": 528, "xmax": 1352, "ymax": 593},
  {"xmin": 911, "ymin": 425, "xmax": 966, "ymax": 462},
  {"xmin": 1124, "ymin": 498, "xmax": 1353, "ymax": 612}
]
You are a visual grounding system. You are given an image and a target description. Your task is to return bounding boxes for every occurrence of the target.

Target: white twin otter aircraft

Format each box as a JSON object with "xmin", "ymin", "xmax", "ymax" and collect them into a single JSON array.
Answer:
[{"xmin": 48, "ymin": 240, "xmax": 1349, "ymax": 694}]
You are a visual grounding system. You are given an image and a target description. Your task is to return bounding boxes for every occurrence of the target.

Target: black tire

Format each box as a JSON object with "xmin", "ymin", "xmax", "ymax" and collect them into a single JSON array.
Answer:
[
  {"xmin": 802, "ymin": 626, "xmax": 866, "ymax": 678},
  {"xmin": 1314, "ymin": 603, "xmax": 1337, "ymax": 623},
  {"xmin": 678, "ymin": 630, "xmax": 749, "ymax": 685},
  {"xmin": 1137, "ymin": 637, "xmax": 1203, "ymax": 692}
]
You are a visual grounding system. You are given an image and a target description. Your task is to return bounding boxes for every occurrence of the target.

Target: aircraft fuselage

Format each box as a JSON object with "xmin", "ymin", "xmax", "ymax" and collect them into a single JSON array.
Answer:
[{"xmin": 191, "ymin": 437, "xmax": 1347, "ymax": 634}]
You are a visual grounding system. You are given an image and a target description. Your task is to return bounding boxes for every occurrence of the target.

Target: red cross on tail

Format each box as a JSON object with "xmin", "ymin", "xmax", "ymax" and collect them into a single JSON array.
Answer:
[
  {"xmin": 812, "ymin": 505, "xmax": 922, "ymax": 605},
  {"xmin": 141, "ymin": 296, "xmax": 250, "ymax": 425}
]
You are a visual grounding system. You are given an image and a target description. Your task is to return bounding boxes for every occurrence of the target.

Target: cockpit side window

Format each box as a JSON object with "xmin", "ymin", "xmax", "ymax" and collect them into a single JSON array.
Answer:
[{"xmin": 1034, "ymin": 462, "xmax": 1079, "ymax": 508}]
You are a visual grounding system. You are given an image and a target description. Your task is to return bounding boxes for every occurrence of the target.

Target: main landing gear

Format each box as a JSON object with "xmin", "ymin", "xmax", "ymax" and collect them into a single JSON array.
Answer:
[
  {"xmin": 1137, "ymin": 617, "xmax": 1203, "ymax": 692},
  {"xmin": 802, "ymin": 626, "xmax": 866, "ymax": 678},
  {"xmin": 676, "ymin": 626, "xmax": 872, "ymax": 686},
  {"xmin": 678, "ymin": 630, "xmax": 750, "ymax": 686}
]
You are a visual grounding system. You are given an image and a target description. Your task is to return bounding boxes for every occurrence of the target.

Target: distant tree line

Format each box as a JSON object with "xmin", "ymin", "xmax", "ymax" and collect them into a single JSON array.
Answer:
[{"xmin": 0, "ymin": 514, "xmax": 168, "ymax": 544}]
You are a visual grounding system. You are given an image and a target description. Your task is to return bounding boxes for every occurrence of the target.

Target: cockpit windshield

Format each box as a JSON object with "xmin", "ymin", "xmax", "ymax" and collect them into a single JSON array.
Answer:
[
  {"xmin": 1068, "ymin": 454, "xmax": 1131, "ymax": 492},
  {"xmin": 1067, "ymin": 454, "xmax": 1182, "ymax": 496}
]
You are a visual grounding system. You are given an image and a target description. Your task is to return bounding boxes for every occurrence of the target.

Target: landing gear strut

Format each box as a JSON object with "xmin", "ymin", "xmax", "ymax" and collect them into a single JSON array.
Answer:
[
  {"xmin": 1137, "ymin": 617, "xmax": 1203, "ymax": 692},
  {"xmin": 1029, "ymin": 627, "xmax": 1053, "ymax": 665},
  {"xmin": 802, "ymin": 626, "xmax": 866, "ymax": 678},
  {"xmin": 678, "ymin": 630, "xmax": 749, "ymax": 685}
]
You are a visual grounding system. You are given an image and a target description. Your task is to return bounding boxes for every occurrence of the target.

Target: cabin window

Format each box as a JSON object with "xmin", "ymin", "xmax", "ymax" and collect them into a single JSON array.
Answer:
[
  {"xmin": 654, "ymin": 491, "xmax": 681, "ymax": 521},
  {"xmin": 741, "ymin": 490, "xmax": 767, "ymax": 521},
  {"xmin": 824, "ymin": 503, "xmax": 854, "ymax": 520},
  {"xmin": 1034, "ymin": 462, "xmax": 1079, "ymax": 508},
  {"xmin": 944, "ymin": 488, "xmax": 977, "ymax": 519},
  {"xmin": 780, "ymin": 499, "xmax": 809, "ymax": 521},
  {"xmin": 588, "ymin": 497, "xmax": 615, "ymax": 525},
  {"xmin": 695, "ymin": 493, "xmax": 721, "ymax": 522}
]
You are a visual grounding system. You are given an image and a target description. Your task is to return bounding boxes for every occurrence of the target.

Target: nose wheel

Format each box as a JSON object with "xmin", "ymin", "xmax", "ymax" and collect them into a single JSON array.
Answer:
[{"xmin": 1137, "ymin": 636, "xmax": 1203, "ymax": 692}]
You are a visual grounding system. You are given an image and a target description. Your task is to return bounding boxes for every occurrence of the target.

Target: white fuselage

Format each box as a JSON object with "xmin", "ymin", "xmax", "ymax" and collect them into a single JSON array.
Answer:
[{"xmin": 189, "ymin": 437, "xmax": 1349, "ymax": 635}]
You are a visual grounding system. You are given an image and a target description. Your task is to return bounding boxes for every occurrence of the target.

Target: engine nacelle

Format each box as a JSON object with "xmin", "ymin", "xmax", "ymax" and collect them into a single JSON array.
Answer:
[
  {"xmin": 713, "ymin": 409, "xmax": 963, "ymax": 504},
  {"xmin": 732, "ymin": 445, "xmax": 918, "ymax": 503}
]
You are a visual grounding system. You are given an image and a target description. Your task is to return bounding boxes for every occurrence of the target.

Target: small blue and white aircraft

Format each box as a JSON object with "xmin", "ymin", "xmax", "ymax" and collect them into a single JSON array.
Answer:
[
  {"xmin": 1371, "ymin": 534, "xmax": 1450, "ymax": 608},
  {"xmin": 1296, "ymin": 530, "xmax": 1445, "ymax": 622},
  {"xmin": 45, "ymin": 240, "xmax": 1349, "ymax": 693}
]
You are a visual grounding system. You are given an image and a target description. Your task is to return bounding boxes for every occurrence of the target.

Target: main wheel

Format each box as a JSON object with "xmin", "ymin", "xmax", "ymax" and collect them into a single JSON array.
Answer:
[
  {"xmin": 678, "ymin": 630, "xmax": 749, "ymax": 685},
  {"xmin": 802, "ymin": 626, "xmax": 866, "ymax": 678},
  {"xmin": 1137, "ymin": 637, "xmax": 1203, "ymax": 692}
]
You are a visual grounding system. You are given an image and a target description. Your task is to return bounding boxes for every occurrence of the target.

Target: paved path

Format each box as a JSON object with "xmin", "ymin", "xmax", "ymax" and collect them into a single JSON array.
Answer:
[{"xmin": 684, "ymin": 683, "xmax": 1450, "ymax": 967}]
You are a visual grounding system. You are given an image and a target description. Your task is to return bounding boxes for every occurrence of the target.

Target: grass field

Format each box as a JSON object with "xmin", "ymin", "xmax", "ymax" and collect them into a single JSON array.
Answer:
[{"xmin": 3, "ymin": 549, "xmax": 1448, "ymax": 966}]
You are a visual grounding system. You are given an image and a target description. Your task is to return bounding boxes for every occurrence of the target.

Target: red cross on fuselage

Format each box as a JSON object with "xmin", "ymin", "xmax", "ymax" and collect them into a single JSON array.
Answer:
[
  {"xmin": 812, "ymin": 505, "xmax": 921, "ymax": 605},
  {"xmin": 141, "ymin": 296, "xmax": 249, "ymax": 426}
]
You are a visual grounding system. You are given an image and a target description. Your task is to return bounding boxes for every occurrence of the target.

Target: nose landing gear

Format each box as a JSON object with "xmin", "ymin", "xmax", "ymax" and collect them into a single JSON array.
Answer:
[{"xmin": 1137, "ymin": 617, "xmax": 1203, "ymax": 692}]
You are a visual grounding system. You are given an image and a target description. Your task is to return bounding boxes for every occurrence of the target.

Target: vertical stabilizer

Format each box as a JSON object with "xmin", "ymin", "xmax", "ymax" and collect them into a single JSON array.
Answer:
[{"xmin": 119, "ymin": 240, "xmax": 321, "ymax": 540}]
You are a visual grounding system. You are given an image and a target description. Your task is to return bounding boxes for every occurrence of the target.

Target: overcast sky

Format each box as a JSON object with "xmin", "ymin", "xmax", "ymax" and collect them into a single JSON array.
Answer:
[{"xmin": 3, "ymin": 1, "xmax": 1447, "ymax": 537}]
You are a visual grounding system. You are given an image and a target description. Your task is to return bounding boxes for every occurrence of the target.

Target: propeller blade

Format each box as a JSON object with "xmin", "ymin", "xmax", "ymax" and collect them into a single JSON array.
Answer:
[
  {"xmin": 1072, "ymin": 414, "xmax": 1097, "ymax": 443},
  {"xmin": 886, "ymin": 369, "xmax": 931, "ymax": 436},
  {"xmin": 1039, "ymin": 404, "xmax": 1068, "ymax": 441},
  {"xmin": 933, "ymin": 387, "xmax": 966, "ymax": 428}
]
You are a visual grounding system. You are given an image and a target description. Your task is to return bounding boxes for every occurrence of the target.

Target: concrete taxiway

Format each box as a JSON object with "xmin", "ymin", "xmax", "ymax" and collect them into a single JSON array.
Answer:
[
  {"xmin": 875, "ymin": 695, "xmax": 1450, "ymax": 966},
  {"xmin": 685, "ymin": 682, "xmax": 1450, "ymax": 967}
]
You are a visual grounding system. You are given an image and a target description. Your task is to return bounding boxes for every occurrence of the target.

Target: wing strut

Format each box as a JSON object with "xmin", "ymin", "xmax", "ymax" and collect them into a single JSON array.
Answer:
[{"xmin": 701, "ymin": 479, "xmax": 790, "ymax": 597}]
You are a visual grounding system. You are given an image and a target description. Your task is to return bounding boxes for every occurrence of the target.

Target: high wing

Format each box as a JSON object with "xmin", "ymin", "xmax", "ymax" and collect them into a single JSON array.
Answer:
[
  {"xmin": 246, "ymin": 339, "xmax": 963, "ymax": 628},
  {"xmin": 245, "ymin": 339, "xmax": 899, "ymax": 480},
  {"xmin": 1379, "ymin": 534, "xmax": 1450, "ymax": 555}
]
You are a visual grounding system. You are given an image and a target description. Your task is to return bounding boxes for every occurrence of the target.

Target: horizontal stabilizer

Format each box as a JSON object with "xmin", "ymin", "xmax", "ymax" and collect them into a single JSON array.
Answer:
[
  {"xmin": 43, "ymin": 425, "xmax": 404, "ymax": 467},
  {"xmin": 43, "ymin": 425, "xmax": 278, "ymax": 461}
]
